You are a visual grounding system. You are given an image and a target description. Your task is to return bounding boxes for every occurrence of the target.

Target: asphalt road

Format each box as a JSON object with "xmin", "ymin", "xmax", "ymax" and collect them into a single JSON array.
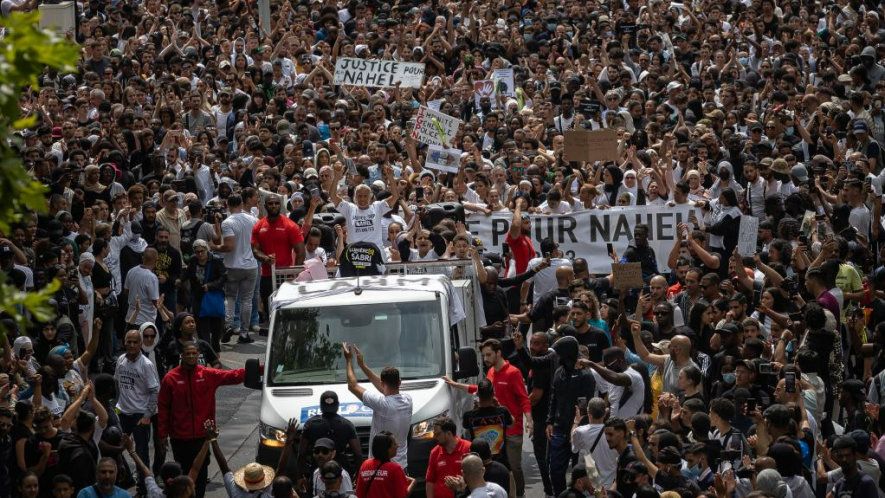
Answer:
[{"xmin": 129, "ymin": 334, "xmax": 548, "ymax": 498}]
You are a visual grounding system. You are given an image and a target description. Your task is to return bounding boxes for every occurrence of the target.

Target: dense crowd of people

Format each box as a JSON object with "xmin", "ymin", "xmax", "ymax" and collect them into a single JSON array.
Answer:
[{"xmin": 3, "ymin": 0, "xmax": 885, "ymax": 497}]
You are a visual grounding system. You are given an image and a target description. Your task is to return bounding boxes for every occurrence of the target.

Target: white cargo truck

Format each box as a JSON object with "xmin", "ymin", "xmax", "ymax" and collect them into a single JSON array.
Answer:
[{"xmin": 244, "ymin": 260, "xmax": 482, "ymax": 489}]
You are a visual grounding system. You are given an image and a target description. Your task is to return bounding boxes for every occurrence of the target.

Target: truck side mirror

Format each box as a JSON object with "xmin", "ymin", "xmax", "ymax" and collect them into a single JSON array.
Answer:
[
  {"xmin": 454, "ymin": 347, "xmax": 479, "ymax": 380},
  {"xmin": 245, "ymin": 358, "xmax": 263, "ymax": 390}
]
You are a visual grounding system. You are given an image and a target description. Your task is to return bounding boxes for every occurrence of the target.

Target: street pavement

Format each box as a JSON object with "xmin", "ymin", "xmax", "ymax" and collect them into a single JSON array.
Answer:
[{"xmin": 130, "ymin": 333, "xmax": 548, "ymax": 498}]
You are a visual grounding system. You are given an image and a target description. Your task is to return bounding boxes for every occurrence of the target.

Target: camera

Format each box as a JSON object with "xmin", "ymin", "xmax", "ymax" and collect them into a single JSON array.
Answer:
[{"xmin": 204, "ymin": 205, "xmax": 227, "ymax": 223}]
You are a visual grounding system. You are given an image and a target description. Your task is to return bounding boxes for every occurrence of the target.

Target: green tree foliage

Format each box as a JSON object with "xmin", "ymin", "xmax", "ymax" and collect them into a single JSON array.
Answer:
[{"xmin": 0, "ymin": 12, "xmax": 80, "ymax": 337}]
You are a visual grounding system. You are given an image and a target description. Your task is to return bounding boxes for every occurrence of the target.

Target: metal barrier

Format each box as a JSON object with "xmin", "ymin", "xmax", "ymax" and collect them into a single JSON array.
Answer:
[{"xmin": 271, "ymin": 259, "xmax": 477, "ymax": 292}]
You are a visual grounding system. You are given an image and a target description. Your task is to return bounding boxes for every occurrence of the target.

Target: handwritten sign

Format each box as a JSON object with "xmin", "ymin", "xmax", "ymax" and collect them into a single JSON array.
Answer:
[
  {"xmin": 411, "ymin": 106, "xmax": 462, "ymax": 147},
  {"xmin": 333, "ymin": 58, "xmax": 425, "ymax": 88},
  {"xmin": 564, "ymin": 129, "xmax": 620, "ymax": 162},
  {"xmin": 737, "ymin": 216, "xmax": 759, "ymax": 256},
  {"xmin": 425, "ymin": 145, "xmax": 462, "ymax": 173},
  {"xmin": 612, "ymin": 263, "xmax": 644, "ymax": 290}
]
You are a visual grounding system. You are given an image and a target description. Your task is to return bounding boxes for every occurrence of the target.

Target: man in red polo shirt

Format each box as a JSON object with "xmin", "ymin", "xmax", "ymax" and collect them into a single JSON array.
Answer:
[
  {"xmin": 425, "ymin": 416, "xmax": 471, "ymax": 498},
  {"xmin": 444, "ymin": 339, "xmax": 532, "ymax": 497},
  {"xmin": 251, "ymin": 194, "xmax": 305, "ymax": 317}
]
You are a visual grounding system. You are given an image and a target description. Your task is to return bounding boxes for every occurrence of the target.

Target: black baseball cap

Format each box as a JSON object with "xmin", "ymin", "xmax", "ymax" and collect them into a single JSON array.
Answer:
[
  {"xmin": 320, "ymin": 391, "xmax": 339, "ymax": 414},
  {"xmin": 314, "ymin": 438, "xmax": 335, "ymax": 450}
]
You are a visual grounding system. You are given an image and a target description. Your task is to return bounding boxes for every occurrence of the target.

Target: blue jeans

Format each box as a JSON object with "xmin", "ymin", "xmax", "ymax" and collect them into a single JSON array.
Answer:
[
  {"xmin": 120, "ymin": 412, "xmax": 151, "ymax": 490},
  {"xmin": 549, "ymin": 428, "xmax": 572, "ymax": 496},
  {"xmin": 233, "ymin": 265, "xmax": 260, "ymax": 330}
]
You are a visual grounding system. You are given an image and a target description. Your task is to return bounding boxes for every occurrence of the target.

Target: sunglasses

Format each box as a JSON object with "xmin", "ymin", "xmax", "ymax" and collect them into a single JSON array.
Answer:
[
  {"xmin": 144, "ymin": 333, "xmax": 156, "ymax": 339},
  {"xmin": 313, "ymin": 448, "xmax": 331, "ymax": 455}
]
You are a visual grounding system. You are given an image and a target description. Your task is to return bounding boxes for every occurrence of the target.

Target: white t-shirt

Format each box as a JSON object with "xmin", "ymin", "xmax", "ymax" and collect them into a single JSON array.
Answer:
[
  {"xmin": 125, "ymin": 265, "xmax": 159, "ymax": 325},
  {"xmin": 572, "ymin": 423, "xmax": 618, "ymax": 487},
  {"xmin": 468, "ymin": 483, "xmax": 508, "ymax": 498},
  {"xmin": 526, "ymin": 257, "xmax": 573, "ymax": 305},
  {"xmin": 312, "ymin": 467, "xmax": 353, "ymax": 494},
  {"xmin": 115, "ymin": 354, "xmax": 159, "ymax": 415},
  {"xmin": 337, "ymin": 200, "xmax": 392, "ymax": 251},
  {"xmin": 362, "ymin": 390, "xmax": 413, "ymax": 468},
  {"xmin": 592, "ymin": 368, "xmax": 645, "ymax": 418},
  {"xmin": 221, "ymin": 211, "xmax": 258, "ymax": 269},
  {"xmin": 537, "ymin": 200, "xmax": 572, "ymax": 215}
]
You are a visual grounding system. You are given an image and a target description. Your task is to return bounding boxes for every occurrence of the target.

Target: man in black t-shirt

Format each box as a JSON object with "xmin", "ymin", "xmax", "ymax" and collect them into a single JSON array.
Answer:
[
  {"xmin": 462, "ymin": 379, "xmax": 513, "ymax": 467},
  {"xmin": 297, "ymin": 391, "xmax": 362, "ymax": 483},
  {"xmin": 568, "ymin": 302, "xmax": 610, "ymax": 362}
]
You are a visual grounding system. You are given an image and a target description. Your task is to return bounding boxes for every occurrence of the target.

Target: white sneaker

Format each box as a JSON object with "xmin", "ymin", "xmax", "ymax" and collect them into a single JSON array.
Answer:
[{"xmin": 251, "ymin": 325, "xmax": 261, "ymax": 333}]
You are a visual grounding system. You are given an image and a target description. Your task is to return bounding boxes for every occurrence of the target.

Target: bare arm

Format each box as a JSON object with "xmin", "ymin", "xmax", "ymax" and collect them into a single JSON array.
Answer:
[
  {"xmin": 630, "ymin": 321, "xmax": 667, "ymax": 368},
  {"xmin": 353, "ymin": 345, "xmax": 383, "ymax": 392},
  {"xmin": 343, "ymin": 343, "xmax": 366, "ymax": 400}
]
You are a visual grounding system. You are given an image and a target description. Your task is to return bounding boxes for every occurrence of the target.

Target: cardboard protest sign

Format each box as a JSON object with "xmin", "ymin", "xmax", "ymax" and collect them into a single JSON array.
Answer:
[
  {"xmin": 39, "ymin": 2, "xmax": 76, "ymax": 33},
  {"xmin": 473, "ymin": 80, "xmax": 498, "ymax": 110},
  {"xmin": 411, "ymin": 106, "xmax": 462, "ymax": 147},
  {"xmin": 564, "ymin": 129, "xmax": 620, "ymax": 162},
  {"xmin": 612, "ymin": 263, "xmax": 644, "ymax": 290},
  {"xmin": 737, "ymin": 216, "xmax": 759, "ymax": 256},
  {"xmin": 333, "ymin": 58, "xmax": 425, "ymax": 88},
  {"xmin": 425, "ymin": 145, "xmax": 462, "ymax": 173},
  {"xmin": 493, "ymin": 68, "xmax": 515, "ymax": 97}
]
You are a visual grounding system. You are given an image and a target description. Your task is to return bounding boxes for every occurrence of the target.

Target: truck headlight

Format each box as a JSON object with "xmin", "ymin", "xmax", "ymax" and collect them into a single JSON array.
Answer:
[
  {"xmin": 259, "ymin": 422, "xmax": 287, "ymax": 448},
  {"xmin": 411, "ymin": 412, "xmax": 448, "ymax": 441}
]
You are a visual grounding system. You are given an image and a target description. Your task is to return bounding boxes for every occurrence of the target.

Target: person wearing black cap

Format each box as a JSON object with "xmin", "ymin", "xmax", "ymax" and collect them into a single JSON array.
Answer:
[
  {"xmin": 309, "ymin": 438, "xmax": 353, "ymax": 496},
  {"xmin": 314, "ymin": 460, "xmax": 354, "ymax": 498},
  {"xmin": 297, "ymin": 391, "xmax": 361, "ymax": 489}
]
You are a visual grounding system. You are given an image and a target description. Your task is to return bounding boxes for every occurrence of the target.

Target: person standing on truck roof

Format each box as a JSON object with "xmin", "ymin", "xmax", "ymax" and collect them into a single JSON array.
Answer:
[
  {"xmin": 330, "ymin": 162, "xmax": 399, "ymax": 260},
  {"xmin": 251, "ymin": 194, "xmax": 305, "ymax": 325},
  {"xmin": 342, "ymin": 343, "xmax": 412, "ymax": 472},
  {"xmin": 296, "ymin": 391, "xmax": 362, "ymax": 491},
  {"xmin": 157, "ymin": 342, "xmax": 248, "ymax": 498},
  {"xmin": 444, "ymin": 339, "xmax": 533, "ymax": 498}
]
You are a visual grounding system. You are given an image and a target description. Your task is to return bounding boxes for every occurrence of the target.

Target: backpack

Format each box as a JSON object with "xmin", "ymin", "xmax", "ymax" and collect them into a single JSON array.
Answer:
[{"xmin": 179, "ymin": 220, "xmax": 204, "ymax": 264}]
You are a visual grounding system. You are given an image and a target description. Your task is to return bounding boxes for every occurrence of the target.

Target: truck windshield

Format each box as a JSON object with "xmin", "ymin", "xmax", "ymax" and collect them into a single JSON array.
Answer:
[{"xmin": 268, "ymin": 300, "xmax": 445, "ymax": 385}]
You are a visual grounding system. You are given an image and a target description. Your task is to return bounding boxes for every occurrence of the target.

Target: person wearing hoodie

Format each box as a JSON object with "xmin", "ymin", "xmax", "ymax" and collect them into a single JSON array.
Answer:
[
  {"xmin": 58, "ymin": 384, "xmax": 109, "ymax": 495},
  {"xmin": 545, "ymin": 336, "xmax": 597, "ymax": 496},
  {"xmin": 163, "ymin": 312, "xmax": 220, "ymax": 370},
  {"xmin": 158, "ymin": 342, "xmax": 247, "ymax": 498}
]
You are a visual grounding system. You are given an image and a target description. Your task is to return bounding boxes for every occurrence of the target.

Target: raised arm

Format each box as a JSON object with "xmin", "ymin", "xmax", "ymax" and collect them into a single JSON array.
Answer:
[
  {"xmin": 630, "ymin": 320, "xmax": 666, "ymax": 368},
  {"xmin": 343, "ymin": 343, "xmax": 366, "ymax": 401},
  {"xmin": 353, "ymin": 345, "xmax": 383, "ymax": 392}
]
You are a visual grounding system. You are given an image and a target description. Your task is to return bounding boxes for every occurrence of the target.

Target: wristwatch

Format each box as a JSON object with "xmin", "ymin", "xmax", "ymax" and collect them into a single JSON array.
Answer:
[{"xmin": 629, "ymin": 431, "xmax": 638, "ymax": 438}]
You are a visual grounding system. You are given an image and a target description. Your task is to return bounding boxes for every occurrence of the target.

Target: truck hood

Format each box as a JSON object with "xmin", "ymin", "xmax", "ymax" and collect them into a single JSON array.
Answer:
[{"xmin": 260, "ymin": 379, "xmax": 453, "ymax": 430}]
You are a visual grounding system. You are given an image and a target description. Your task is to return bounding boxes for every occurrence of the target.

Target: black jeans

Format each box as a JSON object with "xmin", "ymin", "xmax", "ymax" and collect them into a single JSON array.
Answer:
[
  {"xmin": 197, "ymin": 315, "xmax": 224, "ymax": 353},
  {"xmin": 120, "ymin": 412, "xmax": 150, "ymax": 492},
  {"xmin": 171, "ymin": 438, "xmax": 211, "ymax": 498},
  {"xmin": 260, "ymin": 275, "xmax": 274, "ymax": 323}
]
